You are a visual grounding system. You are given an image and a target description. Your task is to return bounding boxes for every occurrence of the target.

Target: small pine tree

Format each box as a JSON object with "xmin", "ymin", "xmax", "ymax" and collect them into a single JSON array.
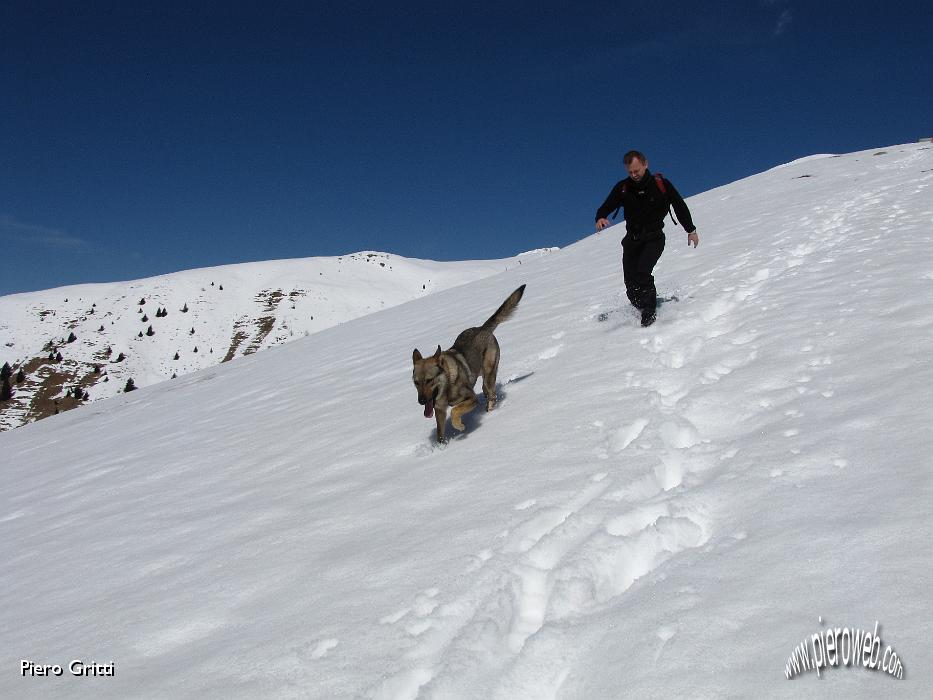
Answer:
[
  {"xmin": 105, "ymin": 346, "xmax": 113, "ymax": 356},
  {"xmin": 138, "ymin": 297, "xmax": 146, "ymax": 305},
  {"xmin": 0, "ymin": 376, "xmax": 12, "ymax": 402},
  {"xmin": 124, "ymin": 378, "xmax": 137, "ymax": 392},
  {"xmin": 181, "ymin": 303, "xmax": 189, "ymax": 313},
  {"xmin": 0, "ymin": 362, "xmax": 11, "ymax": 380},
  {"xmin": 141, "ymin": 314, "xmax": 148, "ymax": 322},
  {"xmin": 99, "ymin": 325, "xmax": 105, "ymax": 332},
  {"xmin": 83, "ymin": 391, "xmax": 89, "ymax": 401},
  {"xmin": 138, "ymin": 331, "xmax": 143, "ymax": 338},
  {"xmin": 115, "ymin": 352, "xmax": 125, "ymax": 362},
  {"xmin": 146, "ymin": 326, "xmax": 155, "ymax": 337},
  {"xmin": 171, "ymin": 372, "xmax": 177, "ymax": 379},
  {"xmin": 55, "ymin": 351, "xmax": 63, "ymax": 362},
  {"xmin": 190, "ymin": 327, "xmax": 195, "ymax": 335},
  {"xmin": 173, "ymin": 352, "xmax": 180, "ymax": 360},
  {"xmin": 16, "ymin": 368, "xmax": 25, "ymax": 383},
  {"xmin": 67, "ymin": 332, "xmax": 77, "ymax": 343},
  {"xmin": 93, "ymin": 365, "xmax": 101, "ymax": 374},
  {"xmin": 193, "ymin": 346, "xmax": 198, "ymax": 353},
  {"xmin": 219, "ymin": 284, "xmax": 223, "ymax": 290}
]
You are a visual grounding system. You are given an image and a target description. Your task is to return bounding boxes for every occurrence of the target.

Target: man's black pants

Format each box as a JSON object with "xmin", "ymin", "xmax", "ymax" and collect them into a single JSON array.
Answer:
[{"xmin": 622, "ymin": 233, "xmax": 665, "ymax": 313}]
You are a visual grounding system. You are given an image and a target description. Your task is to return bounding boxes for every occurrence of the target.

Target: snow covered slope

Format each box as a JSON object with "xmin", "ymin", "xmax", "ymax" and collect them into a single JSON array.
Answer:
[
  {"xmin": 0, "ymin": 250, "xmax": 546, "ymax": 431},
  {"xmin": 2, "ymin": 143, "xmax": 931, "ymax": 698}
]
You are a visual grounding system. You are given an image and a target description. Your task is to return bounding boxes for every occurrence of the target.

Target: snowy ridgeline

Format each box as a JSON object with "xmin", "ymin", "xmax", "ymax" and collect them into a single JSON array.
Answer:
[
  {"xmin": 0, "ymin": 250, "xmax": 552, "ymax": 431},
  {"xmin": 1, "ymin": 143, "xmax": 932, "ymax": 699}
]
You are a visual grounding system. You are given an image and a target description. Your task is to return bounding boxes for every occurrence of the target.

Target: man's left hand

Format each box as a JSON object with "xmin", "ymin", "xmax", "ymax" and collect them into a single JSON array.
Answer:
[{"xmin": 687, "ymin": 231, "xmax": 699, "ymax": 248}]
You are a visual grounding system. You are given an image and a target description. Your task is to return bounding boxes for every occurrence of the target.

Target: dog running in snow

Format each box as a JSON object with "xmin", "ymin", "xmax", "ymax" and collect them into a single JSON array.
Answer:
[{"xmin": 412, "ymin": 284, "xmax": 525, "ymax": 443}]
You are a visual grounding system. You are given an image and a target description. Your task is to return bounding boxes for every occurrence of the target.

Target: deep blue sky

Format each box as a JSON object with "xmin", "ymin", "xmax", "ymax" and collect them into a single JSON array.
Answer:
[{"xmin": 2, "ymin": 1, "xmax": 931, "ymax": 295}]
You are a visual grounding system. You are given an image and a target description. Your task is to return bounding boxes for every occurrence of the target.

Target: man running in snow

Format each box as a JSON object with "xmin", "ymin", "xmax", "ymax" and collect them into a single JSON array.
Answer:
[{"xmin": 595, "ymin": 150, "xmax": 699, "ymax": 326}]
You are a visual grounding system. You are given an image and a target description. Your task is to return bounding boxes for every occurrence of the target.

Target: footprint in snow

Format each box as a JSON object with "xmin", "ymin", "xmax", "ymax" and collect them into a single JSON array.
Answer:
[{"xmin": 311, "ymin": 639, "xmax": 338, "ymax": 659}]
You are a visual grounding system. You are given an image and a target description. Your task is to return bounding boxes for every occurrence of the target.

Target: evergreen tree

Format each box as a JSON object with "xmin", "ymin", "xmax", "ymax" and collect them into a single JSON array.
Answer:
[
  {"xmin": 115, "ymin": 352, "xmax": 125, "ymax": 362},
  {"xmin": 141, "ymin": 314, "xmax": 148, "ymax": 322},
  {"xmin": 0, "ymin": 362, "xmax": 11, "ymax": 380},
  {"xmin": 124, "ymin": 378, "xmax": 137, "ymax": 392},
  {"xmin": 105, "ymin": 346, "xmax": 113, "ymax": 356},
  {"xmin": 193, "ymin": 346, "xmax": 198, "ymax": 353},
  {"xmin": 146, "ymin": 326, "xmax": 155, "ymax": 337},
  {"xmin": 138, "ymin": 297, "xmax": 146, "ymax": 305},
  {"xmin": 181, "ymin": 303, "xmax": 189, "ymax": 313},
  {"xmin": 173, "ymin": 351, "xmax": 180, "ymax": 360},
  {"xmin": 67, "ymin": 332, "xmax": 77, "ymax": 343},
  {"xmin": 190, "ymin": 327, "xmax": 195, "ymax": 335},
  {"xmin": 1, "ymin": 376, "xmax": 12, "ymax": 402},
  {"xmin": 16, "ymin": 368, "xmax": 25, "ymax": 383},
  {"xmin": 55, "ymin": 351, "xmax": 63, "ymax": 362}
]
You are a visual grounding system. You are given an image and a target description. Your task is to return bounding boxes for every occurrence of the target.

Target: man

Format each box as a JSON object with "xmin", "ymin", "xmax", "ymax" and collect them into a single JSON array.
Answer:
[{"xmin": 595, "ymin": 150, "xmax": 699, "ymax": 326}]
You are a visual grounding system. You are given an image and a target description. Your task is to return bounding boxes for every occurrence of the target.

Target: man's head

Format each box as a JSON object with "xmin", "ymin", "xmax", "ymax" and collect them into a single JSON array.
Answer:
[{"xmin": 623, "ymin": 150, "xmax": 648, "ymax": 182}]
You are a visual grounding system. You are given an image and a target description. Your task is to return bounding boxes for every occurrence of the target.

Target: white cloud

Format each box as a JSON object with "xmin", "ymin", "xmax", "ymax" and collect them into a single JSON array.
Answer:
[
  {"xmin": 775, "ymin": 8, "xmax": 793, "ymax": 35},
  {"xmin": 0, "ymin": 215, "xmax": 88, "ymax": 248}
]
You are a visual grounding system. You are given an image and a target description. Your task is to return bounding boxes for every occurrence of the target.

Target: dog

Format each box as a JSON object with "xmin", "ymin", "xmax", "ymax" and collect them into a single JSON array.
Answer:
[{"xmin": 412, "ymin": 284, "xmax": 525, "ymax": 443}]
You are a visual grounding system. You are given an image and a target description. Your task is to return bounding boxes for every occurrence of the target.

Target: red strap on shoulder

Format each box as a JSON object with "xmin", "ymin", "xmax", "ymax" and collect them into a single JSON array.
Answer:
[{"xmin": 654, "ymin": 173, "xmax": 666, "ymax": 194}]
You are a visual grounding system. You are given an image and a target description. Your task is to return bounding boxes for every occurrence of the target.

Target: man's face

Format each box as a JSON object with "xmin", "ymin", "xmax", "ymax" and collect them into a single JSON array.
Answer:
[{"xmin": 627, "ymin": 157, "xmax": 648, "ymax": 182}]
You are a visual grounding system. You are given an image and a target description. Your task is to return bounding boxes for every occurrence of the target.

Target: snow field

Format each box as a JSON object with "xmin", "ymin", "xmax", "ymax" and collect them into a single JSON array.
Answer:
[{"xmin": 2, "ymin": 143, "xmax": 932, "ymax": 699}]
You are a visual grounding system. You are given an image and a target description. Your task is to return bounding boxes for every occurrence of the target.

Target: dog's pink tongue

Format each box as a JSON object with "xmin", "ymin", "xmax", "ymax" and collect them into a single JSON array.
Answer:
[{"xmin": 424, "ymin": 400, "xmax": 434, "ymax": 418}]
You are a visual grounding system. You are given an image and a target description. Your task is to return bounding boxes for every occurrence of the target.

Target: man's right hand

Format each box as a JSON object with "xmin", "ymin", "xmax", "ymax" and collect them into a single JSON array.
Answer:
[{"xmin": 595, "ymin": 218, "xmax": 610, "ymax": 232}]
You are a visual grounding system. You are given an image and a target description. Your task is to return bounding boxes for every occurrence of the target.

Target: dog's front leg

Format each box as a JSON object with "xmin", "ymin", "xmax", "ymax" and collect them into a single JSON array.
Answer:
[
  {"xmin": 450, "ymin": 395, "xmax": 477, "ymax": 431},
  {"xmin": 435, "ymin": 405, "xmax": 448, "ymax": 444}
]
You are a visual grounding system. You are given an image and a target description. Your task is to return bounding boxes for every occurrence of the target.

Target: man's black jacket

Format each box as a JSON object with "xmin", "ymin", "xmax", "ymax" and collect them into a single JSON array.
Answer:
[{"xmin": 596, "ymin": 170, "xmax": 696, "ymax": 235}]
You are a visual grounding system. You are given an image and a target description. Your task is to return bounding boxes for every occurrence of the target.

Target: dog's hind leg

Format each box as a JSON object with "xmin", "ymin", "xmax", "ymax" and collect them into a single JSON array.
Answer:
[
  {"xmin": 482, "ymin": 370, "xmax": 497, "ymax": 411},
  {"xmin": 450, "ymin": 396, "xmax": 477, "ymax": 431},
  {"xmin": 482, "ymin": 345, "xmax": 499, "ymax": 411}
]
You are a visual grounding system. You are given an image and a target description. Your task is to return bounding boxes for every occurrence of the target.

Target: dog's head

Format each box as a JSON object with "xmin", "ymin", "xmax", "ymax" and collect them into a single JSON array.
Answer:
[{"xmin": 412, "ymin": 345, "xmax": 445, "ymax": 418}]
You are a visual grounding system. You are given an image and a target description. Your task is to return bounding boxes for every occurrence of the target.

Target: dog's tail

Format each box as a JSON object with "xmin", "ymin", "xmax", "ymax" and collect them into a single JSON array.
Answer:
[{"xmin": 482, "ymin": 284, "xmax": 526, "ymax": 331}]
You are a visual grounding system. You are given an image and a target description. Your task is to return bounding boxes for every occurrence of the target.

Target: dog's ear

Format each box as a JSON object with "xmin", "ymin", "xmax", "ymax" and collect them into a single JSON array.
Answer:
[
  {"xmin": 434, "ymin": 345, "xmax": 442, "ymax": 358},
  {"xmin": 412, "ymin": 349, "xmax": 422, "ymax": 364}
]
